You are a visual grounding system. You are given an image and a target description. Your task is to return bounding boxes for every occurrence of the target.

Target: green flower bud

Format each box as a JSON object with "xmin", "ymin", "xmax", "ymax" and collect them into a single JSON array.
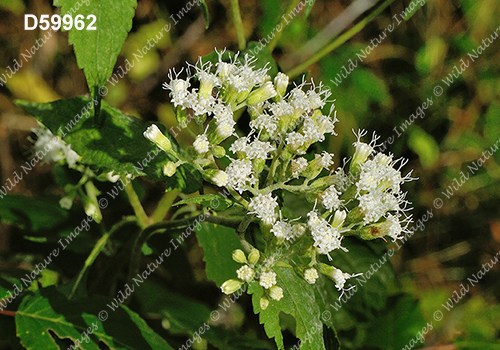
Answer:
[
  {"xmin": 203, "ymin": 169, "xmax": 229, "ymax": 187},
  {"xmin": 220, "ymin": 279, "xmax": 243, "ymax": 294},
  {"xmin": 211, "ymin": 146, "xmax": 226, "ymax": 158},
  {"xmin": 232, "ymin": 249, "xmax": 247, "ymax": 263},
  {"xmin": 247, "ymin": 81, "xmax": 277, "ymax": 105},
  {"xmin": 163, "ymin": 162, "xmax": 177, "ymax": 177},
  {"xmin": 248, "ymin": 248, "xmax": 260, "ymax": 265},
  {"xmin": 143, "ymin": 124, "xmax": 172, "ymax": 153},
  {"xmin": 260, "ymin": 296, "xmax": 269, "ymax": 310}
]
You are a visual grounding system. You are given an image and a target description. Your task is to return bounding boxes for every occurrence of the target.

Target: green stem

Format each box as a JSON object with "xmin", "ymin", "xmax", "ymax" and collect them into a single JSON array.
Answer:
[
  {"xmin": 231, "ymin": 0, "xmax": 246, "ymax": 50},
  {"xmin": 69, "ymin": 216, "xmax": 138, "ymax": 300},
  {"xmin": 151, "ymin": 189, "xmax": 180, "ymax": 223},
  {"xmin": 267, "ymin": 0, "xmax": 302, "ymax": 51},
  {"xmin": 286, "ymin": 0, "xmax": 396, "ymax": 78},
  {"xmin": 122, "ymin": 176, "xmax": 149, "ymax": 228}
]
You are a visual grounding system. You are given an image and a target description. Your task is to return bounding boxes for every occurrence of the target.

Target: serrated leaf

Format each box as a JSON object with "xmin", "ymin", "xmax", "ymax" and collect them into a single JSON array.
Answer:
[
  {"xmin": 15, "ymin": 97, "xmax": 202, "ymax": 193},
  {"xmin": 0, "ymin": 195, "xmax": 68, "ymax": 231},
  {"xmin": 196, "ymin": 223, "xmax": 243, "ymax": 287},
  {"xmin": 16, "ymin": 286, "xmax": 174, "ymax": 350},
  {"xmin": 175, "ymin": 194, "xmax": 235, "ymax": 211},
  {"xmin": 248, "ymin": 267, "xmax": 325, "ymax": 350},
  {"xmin": 53, "ymin": 0, "xmax": 137, "ymax": 97}
]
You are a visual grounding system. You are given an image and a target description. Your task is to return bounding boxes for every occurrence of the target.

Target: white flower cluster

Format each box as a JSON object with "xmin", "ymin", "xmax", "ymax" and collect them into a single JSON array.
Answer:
[
  {"xmin": 159, "ymin": 51, "xmax": 414, "ymax": 301},
  {"xmin": 31, "ymin": 127, "xmax": 80, "ymax": 168}
]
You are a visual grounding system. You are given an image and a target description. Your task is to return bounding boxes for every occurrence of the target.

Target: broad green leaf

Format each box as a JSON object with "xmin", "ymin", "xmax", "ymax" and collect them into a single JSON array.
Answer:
[
  {"xmin": 53, "ymin": 0, "xmax": 137, "ymax": 97},
  {"xmin": 16, "ymin": 286, "xmax": 174, "ymax": 350},
  {"xmin": 196, "ymin": 223, "xmax": 243, "ymax": 287},
  {"xmin": 408, "ymin": 127, "xmax": 440, "ymax": 169},
  {"xmin": 15, "ymin": 97, "xmax": 202, "ymax": 193},
  {"xmin": 0, "ymin": 195, "xmax": 68, "ymax": 231},
  {"xmin": 135, "ymin": 281, "xmax": 273, "ymax": 349},
  {"xmin": 248, "ymin": 267, "xmax": 325, "ymax": 350},
  {"xmin": 175, "ymin": 194, "xmax": 235, "ymax": 211}
]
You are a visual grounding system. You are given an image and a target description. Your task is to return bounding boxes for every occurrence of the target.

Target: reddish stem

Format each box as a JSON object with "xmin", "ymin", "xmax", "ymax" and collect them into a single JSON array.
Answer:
[{"xmin": 0, "ymin": 310, "xmax": 16, "ymax": 317}]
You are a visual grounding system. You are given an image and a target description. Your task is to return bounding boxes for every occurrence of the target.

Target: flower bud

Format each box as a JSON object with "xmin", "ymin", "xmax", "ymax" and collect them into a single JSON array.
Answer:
[
  {"xmin": 247, "ymin": 81, "xmax": 277, "ymax": 105},
  {"xmin": 163, "ymin": 162, "xmax": 177, "ymax": 177},
  {"xmin": 350, "ymin": 142, "xmax": 373, "ymax": 174},
  {"xmin": 248, "ymin": 248, "xmax": 260, "ymax": 265},
  {"xmin": 220, "ymin": 279, "xmax": 243, "ymax": 294},
  {"xmin": 303, "ymin": 267, "xmax": 319, "ymax": 284},
  {"xmin": 274, "ymin": 72, "xmax": 289, "ymax": 99},
  {"xmin": 260, "ymin": 296, "xmax": 269, "ymax": 310},
  {"xmin": 144, "ymin": 124, "xmax": 172, "ymax": 153},
  {"xmin": 193, "ymin": 134, "xmax": 210, "ymax": 154},
  {"xmin": 203, "ymin": 169, "xmax": 229, "ymax": 187},
  {"xmin": 331, "ymin": 210, "xmax": 346, "ymax": 228},
  {"xmin": 269, "ymin": 285, "xmax": 283, "ymax": 301},
  {"xmin": 211, "ymin": 146, "xmax": 226, "ymax": 158},
  {"xmin": 232, "ymin": 249, "xmax": 247, "ymax": 263}
]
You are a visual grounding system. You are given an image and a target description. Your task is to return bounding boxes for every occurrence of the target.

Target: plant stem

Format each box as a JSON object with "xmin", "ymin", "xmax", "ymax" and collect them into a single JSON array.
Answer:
[
  {"xmin": 68, "ymin": 216, "xmax": 138, "ymax": 300},
  {"xmin": 286, "ymin": 0, "xmax": 396, "ymax": 78},
  {"xmin": 267, "ymin": 0, "xmax": 301, "ymax": 51},
  {"xmin": 230, "ymin": 0, "xmax": 246, "ymax": 50},
  {"xmin": 122, "ymin": 176, "xmax": 149, "ymax": 228},
  {"xmin": 0, "ymin": 310, "xmax": 16, "ymax": 317},
  {"xmin": 151, "ymin": 189, "xmax": 180, "ymax": 223}
]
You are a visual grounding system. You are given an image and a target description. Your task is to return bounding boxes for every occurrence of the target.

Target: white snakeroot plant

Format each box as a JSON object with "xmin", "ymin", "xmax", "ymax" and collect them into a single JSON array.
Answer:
[{"xmin": 151, "ymin": 50, "xmax": 415, "ymax": 306}]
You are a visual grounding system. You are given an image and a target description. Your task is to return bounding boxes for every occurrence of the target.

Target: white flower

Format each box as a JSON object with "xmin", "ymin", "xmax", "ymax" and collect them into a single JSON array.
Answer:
[
  {"xmin": 162, "ymin": 71, "xmax": 191, "ymax": 109},
  {"xmin": 246, "ymin": 140, "xmax": 275, "ymax": 160},
  {"xmin": 307, "ymin": 211, "xmax": 347, "ymax": 258},
  {"xmin": 31, "ymin": 127, "xmax": 80, "ymax": 167},
  {"xmin": 304, "ymin": 268, "xmax": 319, "ymax": 284},
  {"xmin": 318, "ymin": 151, "xmax": 334, "ymax": 169},
  {"xmin": 225, "ymin": 159, "xmax": 255, "ymax": 193},
  {"xmin": 236, "ymin": 265, "xmax": 255, "ymax": 282},
  {"xmin": 259, "ymin": 271, "xmax": 277, "ymax": 289},
  {"xmin": 274, "ymin": 72, "xmax": 289, "ymax": 97},
  {"xmin": 291, "ymin": 157, "xmax": 308, "ymax": 178},
  {"xmin": 322, "ymin": 186, "xmax": 342, "ymax": 211},
  {"xmin": 271, "ymin": 220, "xmax": 293, "ymax": 240},
  {"xmin": 286, "ymin": 132, "xmax": 305, "ymax": 152},
  {"xmin": 248, "ymin": 193, "xmax": 278, "ymax": 226},
  {"xmin": 249, "ymin": 113, "xmax": 278, "ymax": 138},
  {"xmin": 193, "ymin": 134, "xmax": 210, "ymax": 154}
]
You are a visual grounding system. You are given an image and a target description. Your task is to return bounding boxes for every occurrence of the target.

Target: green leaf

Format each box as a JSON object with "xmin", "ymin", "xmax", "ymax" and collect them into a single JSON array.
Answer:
[
  {"xmin": 16, "ymin": 286, "xmax": 174, "ymax": 350},
  {"xmin": 248, "ymin": 267, "xmax": 326, "ymax": 350},
  {"xmin": 484, "ymin": 102, "xmax": 500, "ymax": 145},
  {"xmin": 175, "ymin": 194, "xmax": 235, "ymax": 211},
  {"xmin": 200, "ymin": 0, "xmax": 210, "ymax": 29},
  {"xmin": 408, "ymin": 127, "xmax": 440, "ymax": 169},
  {"xmin": 15, "ymin": 97, "xmax": 202, "ymax": 194},
  {"xmin": 53, "ymin": 0, "xmax": 137, "ymax": 97},
  {"xmin": 365, "ymin": 295, "xmax": 426, "ymax": 350},
  {"xmin": 0, "ymin": 195, "xmax": 68, "ymax": 231},
  {"xmin": 195, "ymin": 223, "xmax": 243, "ymax": 287}
]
